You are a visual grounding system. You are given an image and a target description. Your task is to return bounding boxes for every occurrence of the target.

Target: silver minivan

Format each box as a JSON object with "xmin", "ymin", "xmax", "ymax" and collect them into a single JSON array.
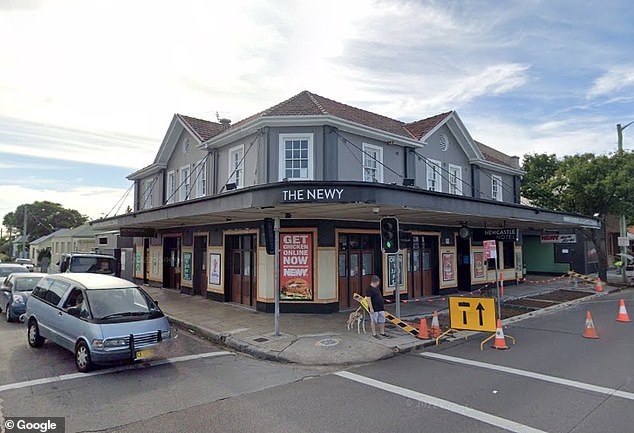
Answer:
[{"xmin": 25, "ymin": 273, "xmax": 172, "ymax": 372}]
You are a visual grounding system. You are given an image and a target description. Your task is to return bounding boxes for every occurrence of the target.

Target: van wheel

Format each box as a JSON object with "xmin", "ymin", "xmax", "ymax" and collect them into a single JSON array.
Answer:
[
  {"xmin": 28, "ymin": 320, "xmax": 45, "ymax": 348},
  {"xmin": 75, "ymin": 341, "xmax": 93, "ymax": 373},
  {"xmin": 6, "ymin": 304, "xmax": 13, "ymax": 322}
]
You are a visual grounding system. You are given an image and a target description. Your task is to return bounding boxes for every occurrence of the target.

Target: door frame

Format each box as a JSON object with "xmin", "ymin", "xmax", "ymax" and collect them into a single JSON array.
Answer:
[
  {"xmin": 193, "ymin": 233, "xmax": 208, "ymax": 296},
  {"xmin": 223, "ymin": 230, "xmax": 259, "ymax": 307},
  {"xmin": 335, "ymin": 229, "xmax": 380, "ymax": 309}
]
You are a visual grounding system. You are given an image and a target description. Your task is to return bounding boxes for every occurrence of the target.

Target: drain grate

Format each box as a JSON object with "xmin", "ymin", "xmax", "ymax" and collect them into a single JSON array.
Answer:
[{"xmin": 253, "ymin": 337, "xmax": 269, "ymax": 343}]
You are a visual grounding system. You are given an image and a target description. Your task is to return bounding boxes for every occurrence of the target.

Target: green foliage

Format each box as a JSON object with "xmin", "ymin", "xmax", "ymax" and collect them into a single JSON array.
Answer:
[
  {"xmin": 522, "ymin": 151, "xmax": 634, "ymax": 222},
  {"xmin": 521, "ymin": 150, "xmax": 634, "ymax": 281},
  {"xmin": 2, "ymin": 201, "xmax": 88, "ymax": 241}
]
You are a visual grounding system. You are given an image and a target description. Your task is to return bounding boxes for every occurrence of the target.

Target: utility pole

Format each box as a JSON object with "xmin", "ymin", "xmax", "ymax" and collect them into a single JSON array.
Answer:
[
  {"xmin": 273, "ymin": 216, "xmax": 281, "ymax": 336},
  {"xmin": 22, "ymin": 205, "xmax": 28, "ymax": 259},
  {"xmin": 617, "ymin": 123, "xmax": 632, "ymax": 283}
]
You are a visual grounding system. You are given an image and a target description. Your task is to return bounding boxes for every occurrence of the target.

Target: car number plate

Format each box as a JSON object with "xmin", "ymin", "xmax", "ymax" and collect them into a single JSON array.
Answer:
[{"xmin": 135, "ymin": 348, "xmax": 154, "ymax": 360}]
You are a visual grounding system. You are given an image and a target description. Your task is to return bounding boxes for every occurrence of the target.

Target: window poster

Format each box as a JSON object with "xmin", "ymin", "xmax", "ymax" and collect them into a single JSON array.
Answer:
[
  {"xmin": 209, "ymin": 253, "xmax": 221, "ymax": 285},
  {"xmin": 280, "ymin": 233, "xmax": 314, "ymax": 300},
  {"xmin": 442, "ymin": 252, "xmax": 455, "ymax": 281},
  {"xmin": 473, "ymin": 251, "xmax": 486, "ymax": 279},
  {"xmin": 387, "ymin": 254, "xmax": 404, "ymax": 288},
  {"xmin": 183, "ymin": 252, "xmax": 192, "ymax": 281},
  {"xmin": 135, "ymin": 251, "xmax": 141, "ymax": 273}
]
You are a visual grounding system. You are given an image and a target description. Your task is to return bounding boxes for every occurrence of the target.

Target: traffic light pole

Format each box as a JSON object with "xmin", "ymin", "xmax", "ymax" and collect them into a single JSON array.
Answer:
[{"xmin": 394, "ymin": 253, "xmax": 401, "ymax": 318}]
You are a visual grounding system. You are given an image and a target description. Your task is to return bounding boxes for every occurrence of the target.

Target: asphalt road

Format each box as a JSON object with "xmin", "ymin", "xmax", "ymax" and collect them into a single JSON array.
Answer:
[{"xmin": 2, "ymin": 289, "xmax": 634, "ymax": 433}]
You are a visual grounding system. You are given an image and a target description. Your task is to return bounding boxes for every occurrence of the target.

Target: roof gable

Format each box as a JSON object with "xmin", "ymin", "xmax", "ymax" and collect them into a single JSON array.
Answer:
[
  {"xmin": 404, "ymin": 112, "xmax": 453, "ymax": 140},
  {"xmin": 176, "ymin": 114, "xmax": 225, "ymax": 142}
]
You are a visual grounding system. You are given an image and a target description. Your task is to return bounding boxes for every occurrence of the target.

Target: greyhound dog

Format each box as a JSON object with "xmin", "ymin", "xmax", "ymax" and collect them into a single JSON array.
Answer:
[{"xmin": 346, "ymin": 306, "xmax": 366, "ymax": 334}]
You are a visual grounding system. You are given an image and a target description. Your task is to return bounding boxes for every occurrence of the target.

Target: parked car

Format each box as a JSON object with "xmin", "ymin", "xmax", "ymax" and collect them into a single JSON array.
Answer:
[
  {"xmin": 25, "ymin": 273, "xmax": 172, "ymax": 372},
  {"xmin": 0, "ymin": 263, "xmax": 30, "ymax": 278},
  {"xmin": 15, "ymin": 258, "xmax": 34, "ymax": 271},
  {"xmin": 56, "ymin": 253, "xmax": 116, "ymax": 275},
  {"xmin": 0, "ymin": 272, "xmax": 46, "ymax": 322}
]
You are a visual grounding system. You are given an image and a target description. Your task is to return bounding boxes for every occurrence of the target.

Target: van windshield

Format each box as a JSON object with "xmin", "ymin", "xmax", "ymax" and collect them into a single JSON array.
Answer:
[
  {"xmin": 70, "ymin": 257, "xmax": 115, "ymax": 274},
  {"xmin": 87, "ymin": 287, "xmax": 161, "ymax": 320}
]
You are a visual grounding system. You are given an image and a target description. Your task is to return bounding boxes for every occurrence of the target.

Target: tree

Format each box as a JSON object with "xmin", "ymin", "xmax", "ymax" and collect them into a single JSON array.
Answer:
[
  {"xmin": 522, "ymin": 151, "xmax": 634, "ymax": 281},
  {"xmin": 2, "ymin": 201, "xmax": 88, "ymax": 242}
]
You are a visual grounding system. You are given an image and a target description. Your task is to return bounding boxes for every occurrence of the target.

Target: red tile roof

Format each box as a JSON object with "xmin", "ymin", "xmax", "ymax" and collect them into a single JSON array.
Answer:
[
  {"xmin": 177, "ymin": 114, "xmax": 225, "ymax": 142},
  {"xmin": 476, "ymin": 141, "xmax": 518, "ymax": 168},
  {"xmin": 230, "ymin": 91, "xmax": 428, "ymax": 139},
  {"xmin": 404, "ymin": 111, "xmax": 453, "ymax": 140}
]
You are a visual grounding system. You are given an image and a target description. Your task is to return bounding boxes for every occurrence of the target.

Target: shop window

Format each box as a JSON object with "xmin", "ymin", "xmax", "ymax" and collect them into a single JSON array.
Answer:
[
  {"xmin": 350, "ymin": 254, "xmax": 359, "ymax": 277},
  {"xmin": 338, "ymin": 234, "xmax": 348, "ymax": 251},
  {"xmin": 338, "ymin": 254, "xmax": 347, "ymax": 277},
  {"xmin": 362, "ymin": 253, "xmax": 373, "ymax": 276},
  {"xmin": 349, "ymin": 235, "xmax": 361, "ymax": 249}
]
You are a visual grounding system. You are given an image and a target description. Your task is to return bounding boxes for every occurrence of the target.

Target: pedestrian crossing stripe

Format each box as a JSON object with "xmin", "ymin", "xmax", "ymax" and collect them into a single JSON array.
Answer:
[{"xmin": 353, "ymin": 293, "xmax": 419, "ymax": 337}]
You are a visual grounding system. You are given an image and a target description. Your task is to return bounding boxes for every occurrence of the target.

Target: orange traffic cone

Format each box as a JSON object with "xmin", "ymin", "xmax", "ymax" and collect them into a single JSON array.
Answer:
[
  {"xmin": 417, "ymin": 318, "xmax": 429, "ymax": 339},
  {"xmin": 616, "ymin": 299, "xmax": 631, "ymax": 322},
  {"xmin": 583, "ymin": 310, "xmax": 599, "ymax": 339},
  {"xmin": 429, "ymin": 311, "xmax": 442, "ymax": 338},
  {"xmin": 594, "ymin": 278, "xmax": 604, "ymax": 292},
  {"xmin": 492, "ymin": 319, "xmax": 509, "ymax": 350}
]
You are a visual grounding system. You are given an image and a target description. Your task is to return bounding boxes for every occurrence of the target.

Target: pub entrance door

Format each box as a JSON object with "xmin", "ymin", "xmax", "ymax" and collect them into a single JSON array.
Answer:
[
  {"xmin": 338, "ymin": 233, "xmax": 381, "ymax": 309},
  {"xmin": 226, "ymin": 234, "xmax": 257, "ymax": 307}
]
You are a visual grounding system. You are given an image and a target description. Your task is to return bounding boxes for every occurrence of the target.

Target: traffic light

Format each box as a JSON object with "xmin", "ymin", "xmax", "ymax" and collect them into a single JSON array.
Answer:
[
  {"xmin": 380, "ymin": 217, "xmax": 399, "ymax": 253},
  {"xmin": 263, "ymin": 218, "xmax": 275, "ymax": 255}
]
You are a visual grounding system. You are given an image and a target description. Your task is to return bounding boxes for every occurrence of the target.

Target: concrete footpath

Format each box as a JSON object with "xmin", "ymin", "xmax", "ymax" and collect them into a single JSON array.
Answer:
[{"xmin": 144, "ymin": 271, "xmax": 630, "ymax": 367}]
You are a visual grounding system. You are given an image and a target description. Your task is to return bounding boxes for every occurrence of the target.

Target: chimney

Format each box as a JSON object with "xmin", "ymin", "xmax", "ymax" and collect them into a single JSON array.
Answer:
[
  {"xmin": 511, "ymin": 156, "xmax": 520, "ymax": 169},
  {"xmin": 219, "ymin": 118, "xmax": 231, "ymax": 130}
]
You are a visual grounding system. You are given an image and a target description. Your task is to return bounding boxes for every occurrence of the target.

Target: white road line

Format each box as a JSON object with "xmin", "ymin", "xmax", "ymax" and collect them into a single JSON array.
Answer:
[
  {"xmin": 422, "ymin": 353, "xmax": 634, "ymax": 401},
  {"xmin": 0, "ymin": 351, "xmax": 233, "ymax": 393},
  {"xmin": 335, "ymin": 371, "xmax": 547, "ymax": 433}
]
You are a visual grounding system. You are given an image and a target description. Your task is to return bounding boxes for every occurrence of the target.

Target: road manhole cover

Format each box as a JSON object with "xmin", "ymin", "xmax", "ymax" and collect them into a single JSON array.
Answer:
[{"xmin": 316, "ymin": 338, "xmax": 340, "ymax": 347}]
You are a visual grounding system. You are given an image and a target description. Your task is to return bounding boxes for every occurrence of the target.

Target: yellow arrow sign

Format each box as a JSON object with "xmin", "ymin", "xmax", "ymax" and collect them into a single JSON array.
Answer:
[{"xmin": 448, "ymin": 297, "xmax": 497, "ymax": 332}]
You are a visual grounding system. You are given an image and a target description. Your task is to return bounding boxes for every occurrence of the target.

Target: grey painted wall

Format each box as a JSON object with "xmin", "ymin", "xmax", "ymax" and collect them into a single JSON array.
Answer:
[
  {"xmin": 216, "ymin": 131, "xmax": 261, "ymax": 191},
  {"xmin": 267, "ymin": 126, "xmax": 325, "ymax": 182},
  {"xmin": 336, "ymin": 131, "xmax": 404, "ymax": 184},
  {"xmin": 414, "ymin": 125, "xmax": 471, "ymax": 195}
]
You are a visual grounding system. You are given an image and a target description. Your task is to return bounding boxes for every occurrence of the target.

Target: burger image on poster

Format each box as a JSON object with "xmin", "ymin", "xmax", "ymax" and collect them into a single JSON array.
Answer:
[{"xmin": 282, "ymin": 278, "xmax": 312, "ymax": 299}]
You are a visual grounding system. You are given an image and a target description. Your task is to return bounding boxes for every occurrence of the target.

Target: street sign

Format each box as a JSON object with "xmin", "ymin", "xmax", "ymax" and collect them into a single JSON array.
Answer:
[
  {"xmin": 448, "ymin": 297, "xmax": 497, "ymax": 332},
  {"xmin": 618, "ymin": 236, "xmax": 629, "ymax": 247},
  {"xmin": 483, "ymin": 240, "xmax": 497, "ymax": 259}
]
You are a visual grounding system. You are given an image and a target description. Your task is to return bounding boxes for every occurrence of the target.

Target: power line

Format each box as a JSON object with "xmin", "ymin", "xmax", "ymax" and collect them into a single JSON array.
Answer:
[
  {"xmin": 333, "ymin": 130, "xmax": 404, "ymax": 179},
  {"xmin": 219, "ymin": 131, "xmax": 260, "ymax": 193}
]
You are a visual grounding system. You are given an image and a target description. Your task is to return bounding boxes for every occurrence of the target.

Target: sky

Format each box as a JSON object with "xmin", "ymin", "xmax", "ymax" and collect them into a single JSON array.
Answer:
[{"xmin": 1, "ymin": 0, "xmax": 633, "ymax": 225}]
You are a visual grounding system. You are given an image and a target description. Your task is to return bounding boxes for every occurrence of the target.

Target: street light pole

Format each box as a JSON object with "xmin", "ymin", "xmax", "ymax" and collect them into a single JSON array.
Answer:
[
  {"xmin": 21, "ymin": 205, "xmax": 28, "ymax": 259},
  {"xmin": 616, "ymin": 122, "xmax": 632, "ymax": 283}
]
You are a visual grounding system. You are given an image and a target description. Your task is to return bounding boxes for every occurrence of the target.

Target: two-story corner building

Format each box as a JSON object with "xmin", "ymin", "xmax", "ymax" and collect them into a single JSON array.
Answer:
[{"xmin": 91, "ymin": 91, "xmax": 600, "ymax": 313}]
